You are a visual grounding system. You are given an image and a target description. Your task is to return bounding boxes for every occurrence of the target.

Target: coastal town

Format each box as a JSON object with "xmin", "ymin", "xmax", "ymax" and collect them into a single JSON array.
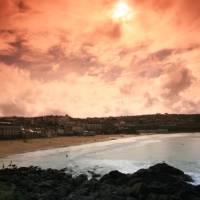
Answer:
[{"xmin": 0, "ymin": 114, "xmax": 200, "ymax": 139}]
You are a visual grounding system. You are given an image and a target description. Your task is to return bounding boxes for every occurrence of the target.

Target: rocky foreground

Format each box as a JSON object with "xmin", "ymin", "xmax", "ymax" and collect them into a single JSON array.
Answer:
[{"xmin": 0, "ymin": 163, "xmax": 200, "ymax": 200}]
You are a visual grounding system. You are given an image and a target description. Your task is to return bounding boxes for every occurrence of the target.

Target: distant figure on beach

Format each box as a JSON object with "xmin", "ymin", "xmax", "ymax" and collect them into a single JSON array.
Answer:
[
  {"xmin": 66, "ymin": 151, "xmax": 70, "ymax": 159},
  {"xmin": 8, "ymin": 160, "xmax": 13, "ymax": 167},
  {"xmin": 2, "ymin": 163, "xmax": 4, "ymax": 169},
  {"xmin": 7, "ymin": 160, "xmax": 17, "ymax": 168}
]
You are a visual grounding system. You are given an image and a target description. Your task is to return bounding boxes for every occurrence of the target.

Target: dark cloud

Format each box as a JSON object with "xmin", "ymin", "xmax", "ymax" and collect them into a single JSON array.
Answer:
[
  {"xmin": 107, "ymin": 23, "xmax": 122, "ymax": 39},
  {"xmin": 134, "ymin": 43, "xmax": 200, "ymax": 79},
  {"xmin": 144, "ymin": 92, "xmax": 158, "ymax": 108},
  {"xmin": 133, "ymin": 0, "xmax": 200, "ymax": 24},
  {"xmin": 94, "ymin": 21, "xmax": 122, "ymax": 40},
  {"xmin": 139, "ymin": 68, "xmax": 163, "ymax": 79},
  {"xmin": 0, "ymin": 29, "xmax": 15, "ymax": 34},
  {"xmin": 175, "ymin": 44, "xmax": 200, "ymax": 54},
  {"xmin": 17, "ymin": 0, "xmax": 30, "ymax": 12},
  {"xmin": 0, "ymin": 37, "xmax": 30, "ymax": 66},
  {"xmin": 150, "ymin": 49, "xmax": 174, "ymax": 61},
  {"xmin": 0, "ymin": 102, "xmax": 27, "ymax": 116},
  {"xmin": 0, "ymin": 37, "xmax": 103, "ymax": 82},
  {"xmin": 133, "ymin": 0, "xmax": 173, "ymax": 10},
  {"xmin": 118, "ymin": 43, "xmax": 149, "ymax": 57},
  {"xmin": 48, "ymin": 45, "xmax": 66, "ymax": 61},
  {"xmin": 141, "ymin": 44, "xmax": 200, "ymax": 64},
  {"xmin": 120, "ymin": 83, "xmax": 134, "ymax": 95},
  {"xmin": 100, "ymin": 66, "xmax": 123, "ymax": 83},
  {"xmin": 162, "ymin": 65, "xmax": 194, "ymax": 100}
]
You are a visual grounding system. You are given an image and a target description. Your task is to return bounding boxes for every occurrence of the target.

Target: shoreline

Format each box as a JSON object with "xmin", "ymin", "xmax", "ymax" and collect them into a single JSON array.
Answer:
[{"xmin": 0, "ymin": 134, "xmax": 133, "ymax": 157}]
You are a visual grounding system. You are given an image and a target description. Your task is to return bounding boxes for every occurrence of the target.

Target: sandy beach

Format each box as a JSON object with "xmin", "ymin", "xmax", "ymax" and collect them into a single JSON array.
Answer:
[{"xmin": 0, "ymin": 135, "xmax": 131, "ymax": 157}]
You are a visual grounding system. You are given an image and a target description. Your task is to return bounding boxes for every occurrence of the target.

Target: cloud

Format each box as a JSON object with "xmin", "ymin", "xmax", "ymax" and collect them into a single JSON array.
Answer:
[
  {"xmin": 144, "ymin": 92, "xmax": 158, "ymax": 108},
  {"xmin": 0, "ymin": 102, "xmax": 26, "ymax": 116},
  {"xmin": 94, "ymin": 21, "xmax": 122, "ymax": 40},
  {"xmin": 162, "ymin": 64, "xmax": 194, "ymax": 100},
  {"xmin": 0, "ymin": 0, "xmax": 199, "ymax": 117},
  {"xmin": 16, "ymin": 0, "xmax": 30, "ymax": 13},
  {"xmin": 133, "ymin": 0, "xmax": 200, "ymax": 24}
]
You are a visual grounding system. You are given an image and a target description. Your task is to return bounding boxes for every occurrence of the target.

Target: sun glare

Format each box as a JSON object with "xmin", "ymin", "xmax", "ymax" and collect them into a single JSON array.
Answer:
[{"xmin": 112, "ymin": 1, "xmax": 133, "ymax": 22}]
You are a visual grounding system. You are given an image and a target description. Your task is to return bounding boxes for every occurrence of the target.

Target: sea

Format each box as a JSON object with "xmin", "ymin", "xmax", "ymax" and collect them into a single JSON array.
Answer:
[{"xmin": 1, "ymin": 133, "xmax": 200, "ymax": 185}]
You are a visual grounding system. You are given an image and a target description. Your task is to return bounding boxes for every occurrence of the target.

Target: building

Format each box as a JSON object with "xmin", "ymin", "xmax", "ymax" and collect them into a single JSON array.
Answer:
[
  {"xmin": 57, "ymin": 128, "xmax": 65, "ymax": 136},
  {"xmin": 45, "ymin": 128, "xmax": 57, "ymax": 137},
  {"xmin": 0, "ymin": 122, "xmax": 21, "ymax": 139},
  {"xmin": 86, "ymin": 123, "xmax": 102, "ymax": 131},
  {"xmin": 72, "ymin": 126, "xmax": 84, "ymax": 134}
]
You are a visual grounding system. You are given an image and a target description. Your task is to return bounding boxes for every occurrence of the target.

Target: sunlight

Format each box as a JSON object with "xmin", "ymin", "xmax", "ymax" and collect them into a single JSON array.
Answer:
[{"xmin": 112, "ymin": 0, "xmax": 133, "ymax": 22}]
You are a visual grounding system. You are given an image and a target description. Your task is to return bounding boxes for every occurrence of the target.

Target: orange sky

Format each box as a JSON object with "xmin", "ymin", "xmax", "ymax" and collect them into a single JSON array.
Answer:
[{"xmin": 0, "ymin": 0, "xmax": 200, "ymax": 117}]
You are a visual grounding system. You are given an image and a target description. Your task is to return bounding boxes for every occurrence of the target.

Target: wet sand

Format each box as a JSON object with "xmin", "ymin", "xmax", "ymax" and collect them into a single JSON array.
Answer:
[{"xmin": 0, "ymin": 135, "xmax": 131, "ymax": 157}]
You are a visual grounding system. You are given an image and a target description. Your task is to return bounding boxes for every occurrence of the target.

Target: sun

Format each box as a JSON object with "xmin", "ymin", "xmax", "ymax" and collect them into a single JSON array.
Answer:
[{"xmin": 112, "ymin": 1, "xmax": 133, "ymax": 22}]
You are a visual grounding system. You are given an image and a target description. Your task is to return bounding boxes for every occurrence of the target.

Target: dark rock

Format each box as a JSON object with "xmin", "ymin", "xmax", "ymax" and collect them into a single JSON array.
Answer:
[
  {"xmin": 0, "ymin": 181, "xmax": 16, "ymax": 200},
  {"xmin": 100, "ymin": 170, "xmax": 128, "ymax": 185},
  {"xmin": 0, "ymin": 163, "xmax": 199, "ymax": 200},
  {"xmin": 130, "ymin": 182, "xmax": 145, "ymax": 195},
  {"xmin": 75, "ymin": 174, "xmax": 88, "ymax": 185},
  {"xmin": 149, "ymin": 163, "xmax": 184, "ymax": 176},
  {"xmin": 150, "ymin": 163, "xmax": 193, "ymax": 183},
  {"xmin": 126, "ymin": 197, "xmax": 138, "ymax": 200}
]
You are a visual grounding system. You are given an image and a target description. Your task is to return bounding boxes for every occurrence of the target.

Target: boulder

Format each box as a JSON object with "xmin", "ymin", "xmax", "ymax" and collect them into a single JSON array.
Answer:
[{"xmin": 100, "ymin": 170, "xmax": 128, "ymax": 185}]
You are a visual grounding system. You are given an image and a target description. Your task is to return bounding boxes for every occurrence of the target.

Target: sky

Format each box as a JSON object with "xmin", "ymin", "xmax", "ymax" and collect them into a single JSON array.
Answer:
[{"xmin": 0, "ymin": 0, "xmax": 200, "ymax": 117}]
